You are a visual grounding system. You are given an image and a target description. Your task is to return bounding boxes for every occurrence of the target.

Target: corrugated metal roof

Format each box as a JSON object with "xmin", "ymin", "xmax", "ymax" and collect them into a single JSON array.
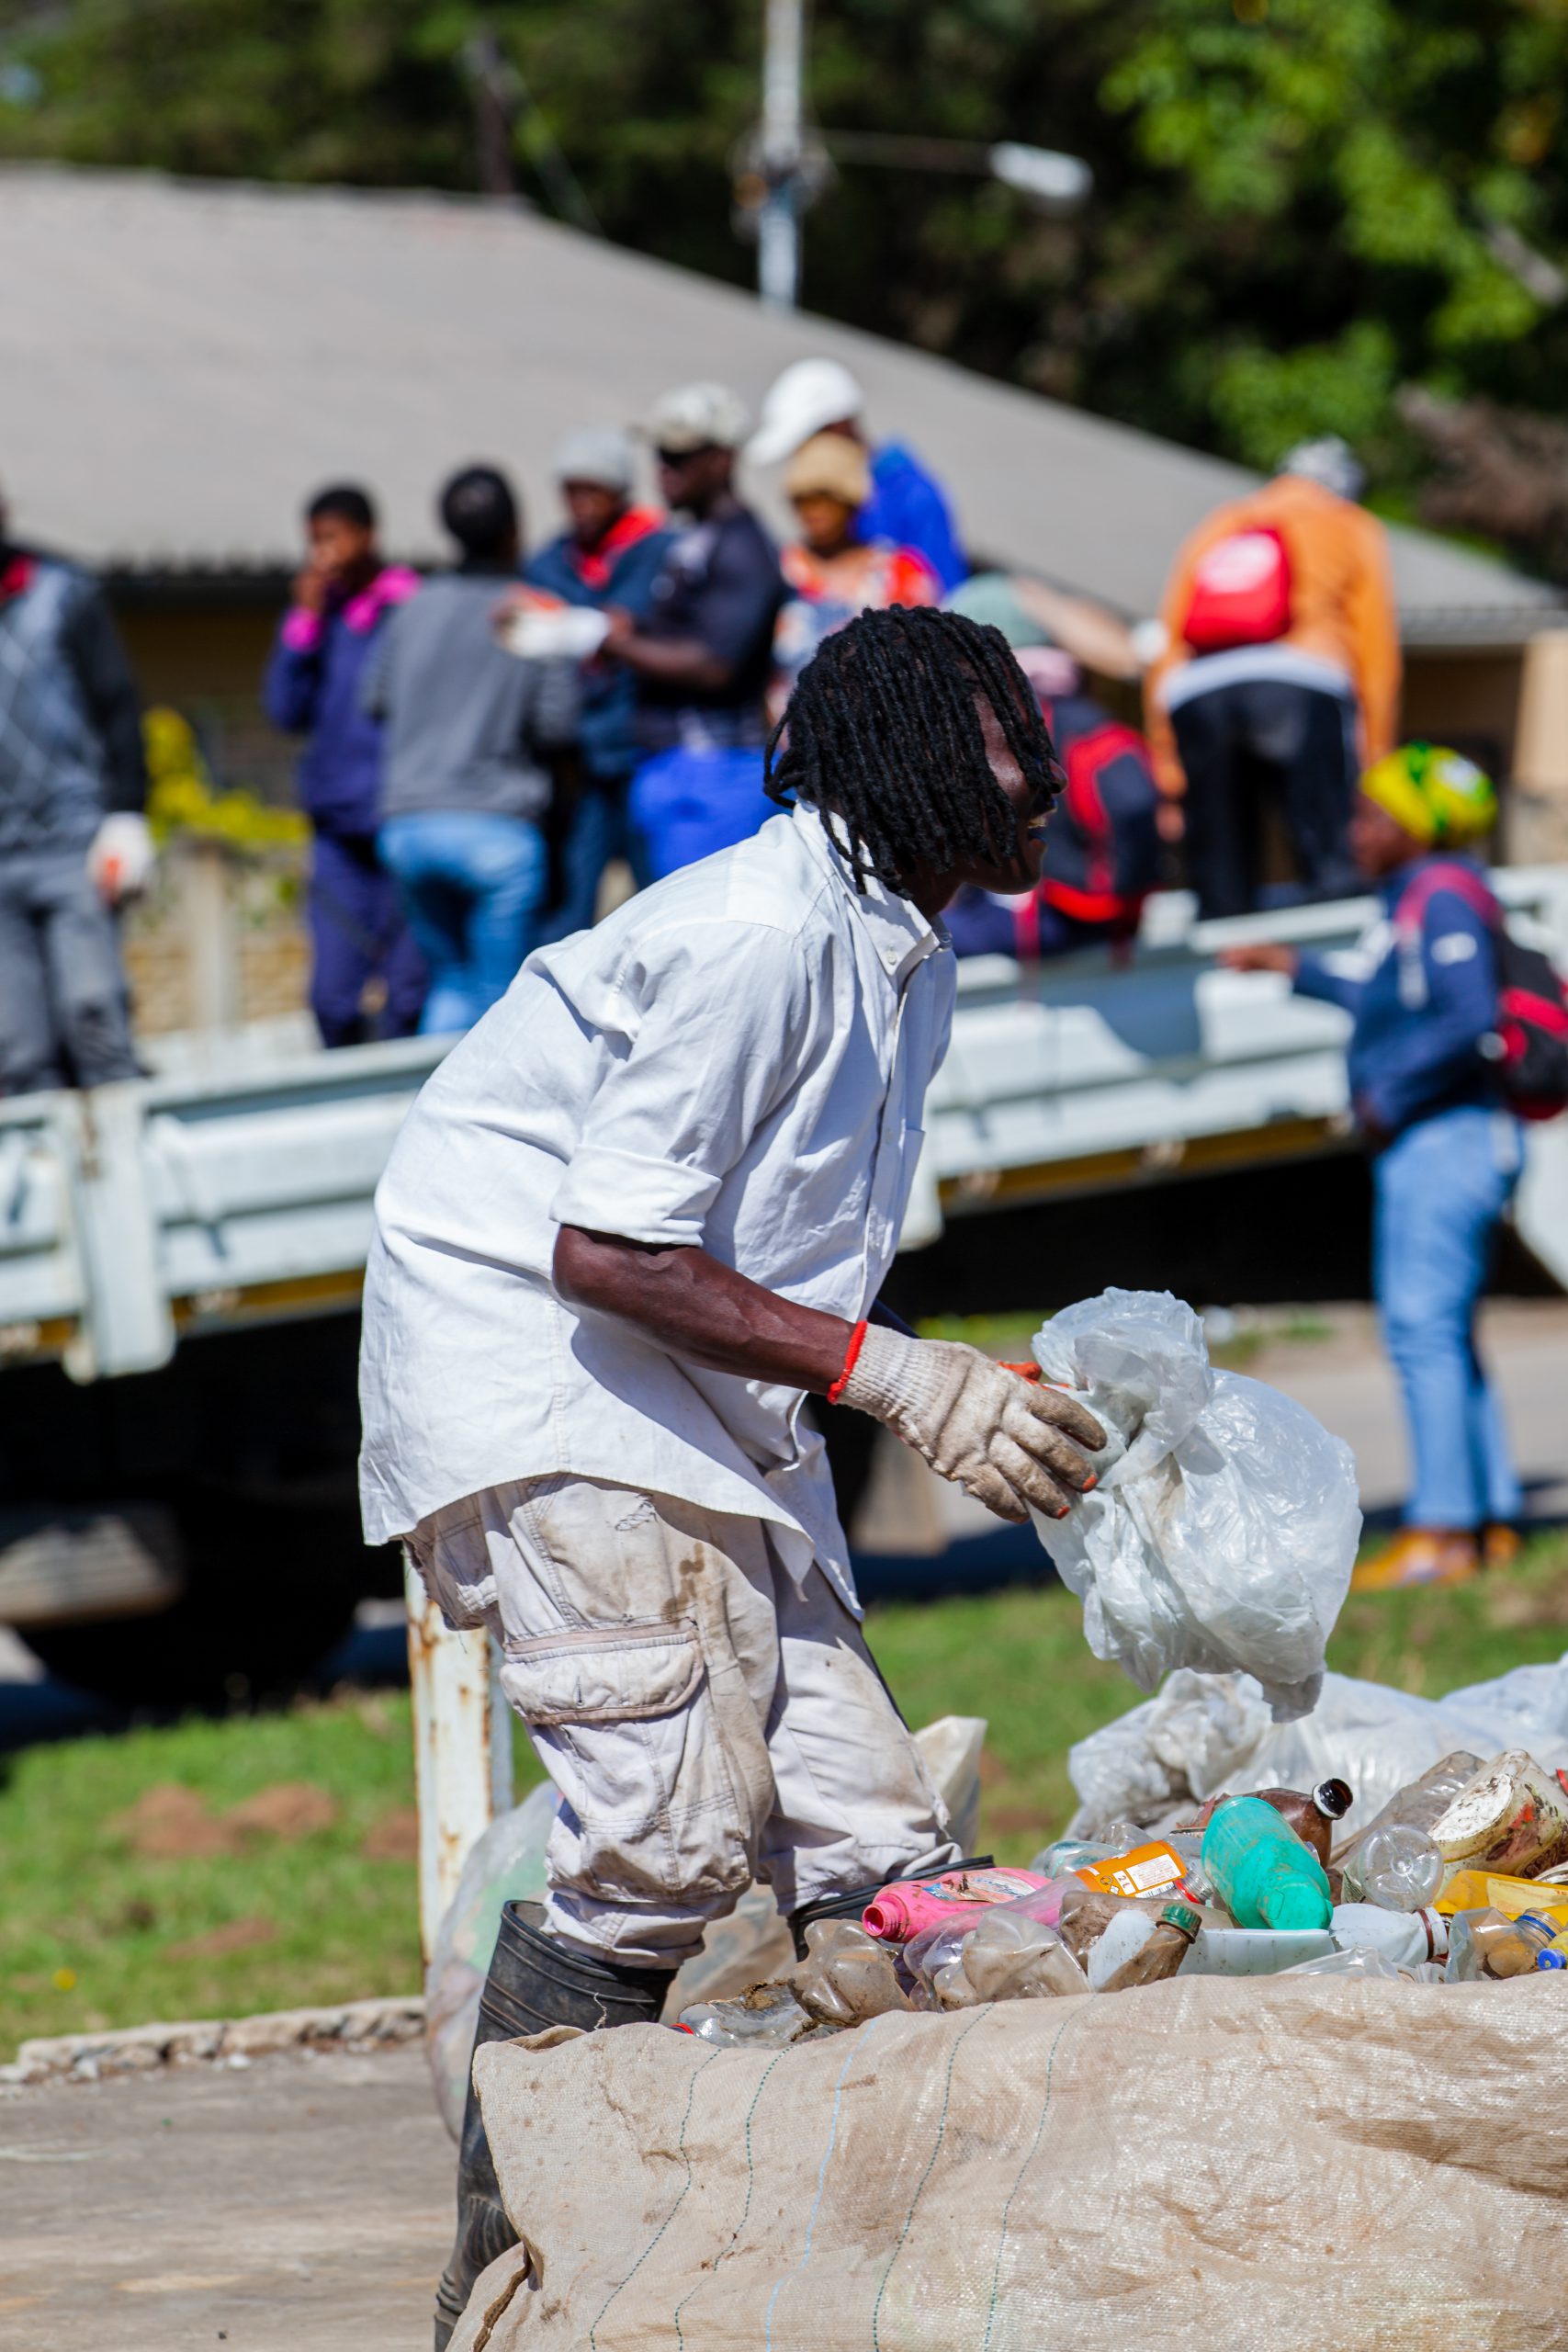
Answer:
[{"xmin": 1, "ymin": 164, "xmax": 1560, "ymax": 639}]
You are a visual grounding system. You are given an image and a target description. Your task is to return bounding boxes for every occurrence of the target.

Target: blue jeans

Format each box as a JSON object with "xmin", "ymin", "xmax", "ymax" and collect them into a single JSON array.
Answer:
[
  {"xmin": 1373, "ymin": 1106, "xmax": 1524, "ymax": 1529},
  {"xmin": 627, "ymin": 745, "xmax": 773, "ymax": 883},
  {"xmin": 379, "ymin": 811, "xmax": 547, "ymax": 1036},
  {"xmin": 536, "ymin": 774, "xmax": 648, "ymax": 945}
]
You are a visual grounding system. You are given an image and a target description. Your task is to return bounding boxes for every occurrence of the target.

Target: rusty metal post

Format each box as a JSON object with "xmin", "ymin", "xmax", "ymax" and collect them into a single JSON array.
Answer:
[{"xmin": 405, "ymin": 1555, "xmax": 513, "ymax": 1966}]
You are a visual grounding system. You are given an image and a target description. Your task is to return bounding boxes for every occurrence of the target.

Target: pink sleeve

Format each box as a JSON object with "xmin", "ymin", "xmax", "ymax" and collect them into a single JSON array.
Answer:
[{"xmin": 281, "ymin": 607, "xmax": 324, "ymax": 652}]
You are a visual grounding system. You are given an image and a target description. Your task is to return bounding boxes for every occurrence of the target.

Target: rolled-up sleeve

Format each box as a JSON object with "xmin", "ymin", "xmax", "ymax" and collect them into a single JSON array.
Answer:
[{"xmin": 549, "ymin": 919, "xmax": 815, "ymax": 1248}]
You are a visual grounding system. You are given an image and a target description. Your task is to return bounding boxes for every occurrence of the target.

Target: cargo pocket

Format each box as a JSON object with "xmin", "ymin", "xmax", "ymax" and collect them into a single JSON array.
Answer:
[
  {"xmin": 501, "ymin": 1619, "xmax": 753, "ymax": 1903},
  {"xmin": 500, "ymin": 1619, "xmax": 705, "ymax": 1726}
]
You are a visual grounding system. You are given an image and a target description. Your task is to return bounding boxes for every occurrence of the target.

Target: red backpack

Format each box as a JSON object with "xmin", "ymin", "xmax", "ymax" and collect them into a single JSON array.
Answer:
[
  {"xmin": 1396, "ymin": 862, "xmax": 1568, "ymax": 1121},
  {"xmin": 1181, "ymin": 526, "xmax": 1292, "ymax": 653},
  {"xmin": 1030, "ymin": 695, "xmax": 1162, "ymax": 942}
]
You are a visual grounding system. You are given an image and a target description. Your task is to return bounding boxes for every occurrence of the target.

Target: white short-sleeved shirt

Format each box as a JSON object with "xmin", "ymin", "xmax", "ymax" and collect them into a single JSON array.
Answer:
[{"xmin": 357, "ymin": 804, "xmax": 954, "ymax": 1609}]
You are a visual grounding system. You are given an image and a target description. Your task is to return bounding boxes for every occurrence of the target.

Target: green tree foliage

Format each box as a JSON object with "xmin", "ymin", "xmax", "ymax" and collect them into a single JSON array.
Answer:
[{"xmin": 2, "ymin": 0, "xmax": 1565, "ymax": 497}]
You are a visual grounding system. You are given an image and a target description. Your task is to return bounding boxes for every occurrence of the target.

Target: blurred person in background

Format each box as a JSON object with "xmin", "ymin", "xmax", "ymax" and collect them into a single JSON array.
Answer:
[
  {"xmin": 1145, "ymin": 436, "xmax": 1400, "ymax": 919},
  {"xmin": 748, "ymin": 357, "xmax": 967, "ymax": 594},
  {"xmin": 366, "ymin": 466, "xmax": 580, "ymax": 1035},
  {"xmin": 1221, "ymin": 743, "xmax": 1521, "ymax": 1591},
  {"xmin": 942, "ymin": 573, "xmax": 1160, "ymax": 960},
  {"xmin": 0, "ymin": 481, "xmax": 152, "ymax": 1095},
  {"xmin": 601, "ymin": 384, "xmax": 785, "ymax": 882},
  {"xmin": 769, "ymin": 431, "xmax": 938, "ymax": 718},
  {"xmin": 263, "ymin": 484, "xmax": 426, "ymax": 1047},
  {"xmin": 520, "ymin": 426, "xmax": 670, "ymax": 933}
]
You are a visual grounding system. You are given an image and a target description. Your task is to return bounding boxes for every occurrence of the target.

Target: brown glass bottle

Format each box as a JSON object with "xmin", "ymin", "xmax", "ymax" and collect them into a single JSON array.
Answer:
[{"xmin": 1248, "ymin": 1780, "xmax": 1354, "ymax": 1866}]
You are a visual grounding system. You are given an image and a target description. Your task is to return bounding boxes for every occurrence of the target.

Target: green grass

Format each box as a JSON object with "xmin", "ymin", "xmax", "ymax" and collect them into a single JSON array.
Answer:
[{"xmin": 4, "ymin": 1528, "xmax": 1565, "ymax": 2060}]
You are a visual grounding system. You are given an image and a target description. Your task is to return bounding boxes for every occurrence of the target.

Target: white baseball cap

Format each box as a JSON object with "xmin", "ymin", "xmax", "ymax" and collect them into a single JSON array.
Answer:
[
  {"xmin": 747, "ymin": 357, "xmax": 865, "ymax": 465},
  {"xmin": 642, "ymin": 380, "xmax": 750, "ymax": 456},
  {"xmin": 553, "ymin": 425, "xmax": 637, "ymax": 492}
]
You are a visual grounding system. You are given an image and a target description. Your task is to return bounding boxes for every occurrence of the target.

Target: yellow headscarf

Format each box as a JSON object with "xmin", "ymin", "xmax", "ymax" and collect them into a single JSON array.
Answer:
[{"xmin": 1359, "ymin": 741, "xmax": 1497, "ymax": 847}]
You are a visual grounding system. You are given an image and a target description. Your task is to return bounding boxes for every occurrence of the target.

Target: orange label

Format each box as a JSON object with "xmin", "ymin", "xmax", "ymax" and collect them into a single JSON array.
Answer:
[{"xmin": 1075, "ymin": 1842, "xmax": 1190, "ymax": 1898}]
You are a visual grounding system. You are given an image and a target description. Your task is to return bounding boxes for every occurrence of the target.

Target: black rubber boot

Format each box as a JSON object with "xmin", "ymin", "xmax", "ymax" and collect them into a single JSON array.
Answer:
[
  {"xmin": 433, "ymin": 1900, "xmax": 671, "ymax": 2349},
  {"xmin": 788, "ymin": 1854, "xmax": 995, "ymax": 1960}
]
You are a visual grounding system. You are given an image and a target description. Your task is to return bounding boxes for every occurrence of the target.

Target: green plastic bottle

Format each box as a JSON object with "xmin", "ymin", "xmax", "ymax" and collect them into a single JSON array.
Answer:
[{"xmin": 1201, "ymin": 1795, "xmax": 1334, "ymax": 1931}]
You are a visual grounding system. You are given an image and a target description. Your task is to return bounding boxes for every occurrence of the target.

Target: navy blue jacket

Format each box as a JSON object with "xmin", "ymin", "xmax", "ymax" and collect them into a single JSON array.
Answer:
[
  {"xmin": 523, "ymin": 514, "xmax": 671, "ymax": 783},
  {"xmin": 1294, "ymin": 853, "xmax": 1503, "ymax": 1137},
  {"xmin": 263, "ymin": 566, "xmax": 419, "ymax": 837}
]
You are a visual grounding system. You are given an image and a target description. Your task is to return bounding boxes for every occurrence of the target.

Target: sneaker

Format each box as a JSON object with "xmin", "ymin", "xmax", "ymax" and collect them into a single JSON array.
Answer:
[
  {"xmin": 1351, "ymin": 1529, "xmax": 1480, "ymax": 1593},
  {"xmin": 1483, "ymin": 1523, "xmax": 1523, "ymax": 1571}
]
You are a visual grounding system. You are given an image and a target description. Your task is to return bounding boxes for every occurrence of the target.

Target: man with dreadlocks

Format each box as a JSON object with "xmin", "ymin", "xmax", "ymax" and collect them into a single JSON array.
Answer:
[{"xmin": 359, "ymin": 605, "xmax": 1107, "ymax": 2346}]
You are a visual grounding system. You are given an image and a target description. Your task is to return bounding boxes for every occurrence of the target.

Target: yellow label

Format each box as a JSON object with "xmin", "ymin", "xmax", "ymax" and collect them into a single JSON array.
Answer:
[{"xmin": 1437, "ymin": 1870, "xmax": 1568, "ymax": 1921}]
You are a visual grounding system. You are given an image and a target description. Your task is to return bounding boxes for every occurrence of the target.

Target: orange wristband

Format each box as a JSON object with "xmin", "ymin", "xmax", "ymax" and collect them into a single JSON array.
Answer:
[{"xmin": 827, "ymin": 1319, "xmax": 869, "ymax": 1406}]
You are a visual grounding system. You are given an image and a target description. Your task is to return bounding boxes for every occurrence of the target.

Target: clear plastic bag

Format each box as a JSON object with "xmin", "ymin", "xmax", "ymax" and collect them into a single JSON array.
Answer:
[
  {"xmin": 1066, "ymin": 1650, "xmax": 1568, "ymax": 1844},
  {"xmin": 424, "ymin": 1782, "xmax": 560, "ymax": 2140},
  {"xmin": 1032, "ymin": 1290, "xmax": 1360, "ymax": 1720}
]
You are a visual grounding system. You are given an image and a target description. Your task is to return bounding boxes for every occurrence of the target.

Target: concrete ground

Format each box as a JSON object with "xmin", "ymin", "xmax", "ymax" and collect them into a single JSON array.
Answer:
[{"xmin": 0, "ymin": 2044, "xmax": 450, "ymax": 2350}]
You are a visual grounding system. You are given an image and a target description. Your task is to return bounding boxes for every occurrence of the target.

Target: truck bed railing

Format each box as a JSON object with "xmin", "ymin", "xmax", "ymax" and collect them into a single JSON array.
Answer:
[{"xmin": 5, "ymin": 868, "xmax": 1566, "ymax": 1381}]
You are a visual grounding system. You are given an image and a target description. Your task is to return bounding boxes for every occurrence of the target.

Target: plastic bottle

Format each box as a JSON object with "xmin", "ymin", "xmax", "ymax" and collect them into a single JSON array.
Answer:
[
  {"xmin": 1250, "ymin": 1781, "xmax": 1354, "ymax": 1868},
  {"xmin": 1334, "ymin": 1750, "xmax": 1484, "ymax": 1868},
  {"xmin": 1329, "ymin": 1904, "xmax": 1448, "ymax": 1965},
  {"xmin": 1338, "ymin": 1822, "xmax": 1446, "ymax": 1913},
  {"xmin": 1284, "ymin": 1946, "xmax": 1408, "ymax": 1983},
  {"xmin": 792, "ymin": 1920, "xmax": 911, "ymax": 2025},
  {"xmin": 678, "ymin": 1982, "xmax": 811, "ymax": 2047},
  {"xmin": 1073, "ymin": 1840, "xmax": 1196, "ymax": 1900},
  {"xmin": 1430, "ymin": 1750, "xmax": 1568, "ymax": 1880},
  {"xmin": 861, "ymin": 1867, "xmax": 1053, "ymax": 1942},
  {"xmin": 1443, "ymin": 1907, "xmax": 1559, "ymax": 1983},
  {"xmin": 1095, "ymin": 1903, "xmax": 1201, "ymax": 1994},
  {"xmin": 1201, "ymin": 1795, "xmax": 1334, "ymax": 1931},
  {"xmin": 1534, "ymin": 1921, "xmax": 1568, "ymax": 1970}
]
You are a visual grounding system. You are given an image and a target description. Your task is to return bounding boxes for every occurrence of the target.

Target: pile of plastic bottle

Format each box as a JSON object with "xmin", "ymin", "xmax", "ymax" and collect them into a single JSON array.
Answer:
[{"xmin": 676, "ymin": 1746, "xmax": 1568, "ymax": 2049}]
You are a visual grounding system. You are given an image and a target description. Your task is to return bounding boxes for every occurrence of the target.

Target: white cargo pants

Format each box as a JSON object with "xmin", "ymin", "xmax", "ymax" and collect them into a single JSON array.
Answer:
[{"xmin": 408, "ymin": 1476, "xmax": 959, "ymax": 1967}]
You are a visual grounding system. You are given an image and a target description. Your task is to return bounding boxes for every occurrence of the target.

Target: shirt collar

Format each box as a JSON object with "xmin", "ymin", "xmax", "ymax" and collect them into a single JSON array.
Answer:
[{"xmin": 790, "ymin": 801, "xmax": 946, "ymax": 985}]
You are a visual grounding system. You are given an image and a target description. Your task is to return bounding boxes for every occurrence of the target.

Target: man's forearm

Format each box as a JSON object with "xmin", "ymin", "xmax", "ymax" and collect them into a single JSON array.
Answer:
[
  {"xmin": 611, "ymin": 631, "xmax": 732, "ymax": 692},
  {"xmin": 554, "ymin": 1226, "xmax": 852, "ymax": 1392}
]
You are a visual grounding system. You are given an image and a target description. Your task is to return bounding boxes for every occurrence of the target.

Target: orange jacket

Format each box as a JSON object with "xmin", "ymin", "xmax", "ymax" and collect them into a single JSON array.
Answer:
[{"xmin": 1144, "ymin": 475, "xmax": 1401, "ymax": 797}]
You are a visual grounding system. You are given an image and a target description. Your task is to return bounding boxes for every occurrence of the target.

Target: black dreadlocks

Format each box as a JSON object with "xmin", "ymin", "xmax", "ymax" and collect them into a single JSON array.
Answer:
[{"xmin": 765, "ymin": 604, "xmax": 1062, "ymax": 898}]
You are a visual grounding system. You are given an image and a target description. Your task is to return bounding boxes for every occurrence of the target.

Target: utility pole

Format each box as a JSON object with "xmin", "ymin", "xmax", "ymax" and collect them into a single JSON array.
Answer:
[{"xmin": 758, "ymin": 0, "xmax": 805, "ymax": 310}]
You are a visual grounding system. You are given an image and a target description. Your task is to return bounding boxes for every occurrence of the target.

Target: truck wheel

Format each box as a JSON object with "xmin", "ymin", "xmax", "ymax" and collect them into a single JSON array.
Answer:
[{"xmin": 20, "ymin": 1492, "xmax": 385, "ymax": 1710}]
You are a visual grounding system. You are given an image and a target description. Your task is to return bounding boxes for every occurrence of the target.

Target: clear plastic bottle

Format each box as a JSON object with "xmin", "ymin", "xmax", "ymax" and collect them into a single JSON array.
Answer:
[
  {"xmin": 1201, "ymin": 1796, "xmax": 1334, "ymax": 1931},
  {"xmin": 958, "ymin": 1908, "xmax": 1088, "ymax": 2002},
  {"xmin": 1334, "ymin": 1751, "xmax": 1483, "ymax": 1868},
  {"xmin": 1443, "ymin": 1907, "xmax": 1560, "ymax": 1983},
  {"xmin": 1283, "ymin": 1946, "xmax": 1408, "ymax": 1982},
  {"xmin": 1338, "ymin": 1822, "xmax": 1445, "ymax": 1912},
  {"xmin": 679, "ymin": 1982, "xmax": 811, "ymax": 2047},
  {"xmin": 792, "ymin": 1919, "xmax": 911, "ymax": 2025}
]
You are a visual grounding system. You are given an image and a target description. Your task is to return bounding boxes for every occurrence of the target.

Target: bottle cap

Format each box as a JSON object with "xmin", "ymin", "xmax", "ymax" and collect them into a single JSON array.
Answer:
[
  {"xmin": 1312, "ymin": 1779, "xmax": 1354, "ymax": 1820},
  {"xmin": 1159, "ymin": 1903, "xmax": 1201, "ymax": 1939},
  {"xmin": 1536, "ymin": 1950, "xmax": 1567, "ymax": 1970}
]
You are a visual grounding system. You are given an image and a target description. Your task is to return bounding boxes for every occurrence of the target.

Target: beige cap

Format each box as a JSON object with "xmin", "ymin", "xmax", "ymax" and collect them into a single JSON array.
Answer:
[
  {"xmin": 784, "ymin": 431, "xmax": 872, "ymax": 508},
  {"xmin": 642, "ymin": 380, "xmax": 750, "ymax": 456}
]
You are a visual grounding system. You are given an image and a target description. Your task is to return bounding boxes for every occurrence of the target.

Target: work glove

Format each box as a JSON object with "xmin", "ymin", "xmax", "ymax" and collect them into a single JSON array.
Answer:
[
  {"xmin": 836, "ymin": 1324, "xmax": 1106, "ymax": 1525},
  {"xmin": 87, "ymin": 811, "xmax": 155, "ymax": 905}
]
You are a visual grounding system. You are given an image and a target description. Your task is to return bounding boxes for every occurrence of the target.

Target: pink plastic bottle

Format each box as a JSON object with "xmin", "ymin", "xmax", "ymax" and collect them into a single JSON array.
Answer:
[{"xmin": 862, "ymin": 1867, "xmax": 1055, "ymax": 1941}]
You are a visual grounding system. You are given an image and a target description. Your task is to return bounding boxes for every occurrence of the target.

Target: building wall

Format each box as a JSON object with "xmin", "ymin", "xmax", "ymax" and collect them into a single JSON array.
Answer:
[{"xmin": 113, "ymin": 594, "xmax": 298, "ymax": 804}]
